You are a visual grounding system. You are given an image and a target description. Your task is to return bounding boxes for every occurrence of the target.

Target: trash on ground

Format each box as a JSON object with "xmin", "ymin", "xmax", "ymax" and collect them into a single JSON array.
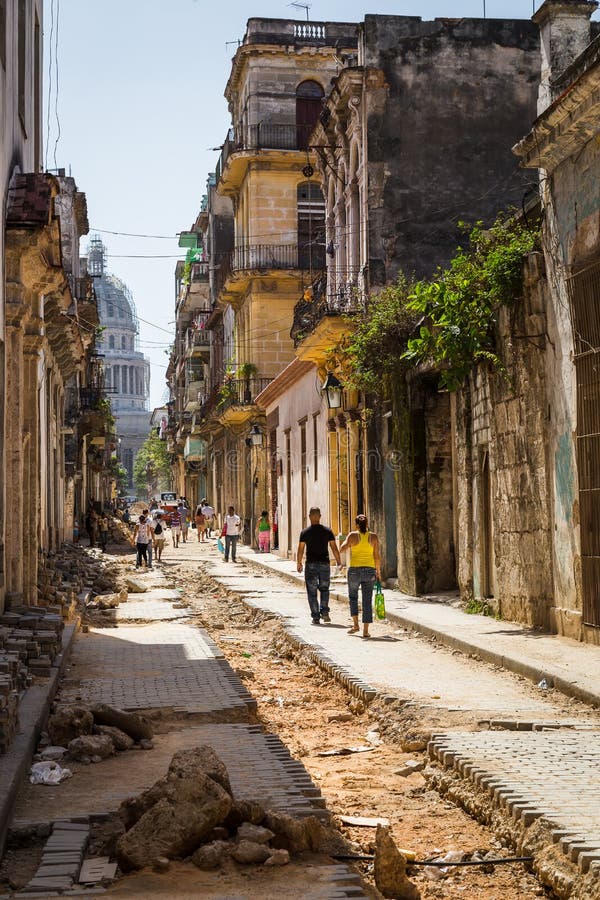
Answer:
[
  {"xmin": 316, "ymin": 745, "xmax": 375, "ymax": 757},
  {"xmin": 538, "ymin": 678, "xmax": 549, "ymax": 690},
  {"xmin": 29, "ymin": 760, "xmax": 73, "ymax": 784},
  {"xmin": 340, "ymin": 815, "xmax": 390, "ymax": 828}
]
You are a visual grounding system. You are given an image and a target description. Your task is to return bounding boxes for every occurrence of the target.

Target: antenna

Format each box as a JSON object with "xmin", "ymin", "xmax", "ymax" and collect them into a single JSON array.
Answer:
[
  {"xmin": 289, "ymin": 1, "xmax": 312, "ymax": 21},
  {"xmin": 225, "ymin": 39, "xmax": 241, "ymax": 50}
]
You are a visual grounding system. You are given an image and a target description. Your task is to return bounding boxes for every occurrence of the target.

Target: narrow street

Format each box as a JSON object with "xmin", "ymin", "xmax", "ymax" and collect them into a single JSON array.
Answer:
[{"xmin": 3, "ymin": 531, "xmax": 599, "ymax": 898}]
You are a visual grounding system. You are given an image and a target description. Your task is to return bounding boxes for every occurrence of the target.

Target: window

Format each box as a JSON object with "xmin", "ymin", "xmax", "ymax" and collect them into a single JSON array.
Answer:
[
  {"xmin": 297, "ymin": 182, "xmax": 325, "ymax": 270},
  {"xmin": 108, "ymin": 335, "xmax": 115, "ymax": 350},
  {"xmin": 296, "ymin": 80, "xmax": 324, "ymax": 150},
  {"xmin": 18, "ymin": 0, "xmax": 26, "ymax": 134},
  {"xmin": 107, "ymin": 303, "xmax": 114, "ymax": 317},
  {"xmin": 121, "ymin": 336, "xmax": 126, "ymax": 350},
  {"xmin": 1, "ymin": 1, "xmax": 7, "ymax": 70},
  {"xmin": 312, "ymin": 413, "xmax": 319, "ymax": 481}
]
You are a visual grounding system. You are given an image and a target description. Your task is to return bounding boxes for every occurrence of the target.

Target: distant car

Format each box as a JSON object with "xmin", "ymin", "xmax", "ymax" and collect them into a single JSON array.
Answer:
[{"xmin": 121, "ymin": 495, "xmax": 138, "ymax": 505}]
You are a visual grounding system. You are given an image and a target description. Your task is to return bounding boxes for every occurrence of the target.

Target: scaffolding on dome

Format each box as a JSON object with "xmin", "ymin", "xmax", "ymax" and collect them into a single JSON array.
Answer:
[{"xmin": 87, "ymin": 235, "xmax": 140, "ymax": 338}]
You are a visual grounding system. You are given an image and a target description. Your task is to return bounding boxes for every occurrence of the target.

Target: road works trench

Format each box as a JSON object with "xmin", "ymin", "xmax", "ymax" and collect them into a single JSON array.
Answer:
[
  {"xmin": 0, "ymin": 535, "xmax": 571, "ymax": 899},
  {"xmin": 165, "ymin": 553, "xmax": 550, "ymax": 900}
]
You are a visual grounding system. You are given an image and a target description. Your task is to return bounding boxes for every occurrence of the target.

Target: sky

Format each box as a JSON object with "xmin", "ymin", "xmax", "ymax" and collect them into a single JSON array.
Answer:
[{"xmin": 44, "ymin": 0, "xmax": 543, "ymax": 410}]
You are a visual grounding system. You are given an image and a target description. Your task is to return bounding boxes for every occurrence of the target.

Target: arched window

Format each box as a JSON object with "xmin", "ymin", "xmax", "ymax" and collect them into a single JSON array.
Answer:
[
  {"xmin": 108, "ymin": 335, "xmax": 115, "ymax": 350},
  {"xmin": 107, "ymin": 303, "xmax": 114, "ymax": 317},
  {"xmin": 296, "ymin": 80, "xmax": 324, "ymax": 150},
  {"xmin": 121, "ymin": 335, "xmax": 126, "ymax": 350},
  {"xmin": 297, "ymin": 182, "xmax": 325, "ymax": 271}
]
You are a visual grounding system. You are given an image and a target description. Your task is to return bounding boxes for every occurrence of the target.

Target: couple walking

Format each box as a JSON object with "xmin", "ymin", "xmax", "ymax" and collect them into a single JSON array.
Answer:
[{"xmin": 296, "ymin": 507, "xmax": 380, "ymax": 638}]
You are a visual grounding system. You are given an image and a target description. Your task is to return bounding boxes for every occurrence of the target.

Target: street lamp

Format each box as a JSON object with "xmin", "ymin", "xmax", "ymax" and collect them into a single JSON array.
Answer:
[
  {"xmin": 249, "ymin": 424, "xmax": 264, "ymax": 447},
  {"xmin": 322, "ymin": 372, "xmax": 343, "ymax": 410}
]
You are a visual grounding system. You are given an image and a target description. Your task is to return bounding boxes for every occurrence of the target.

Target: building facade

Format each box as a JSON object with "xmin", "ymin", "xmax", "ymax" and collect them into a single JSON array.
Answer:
[{"xmin": 90, "ymin": 238, "xmax": 150, "ymax": 491}]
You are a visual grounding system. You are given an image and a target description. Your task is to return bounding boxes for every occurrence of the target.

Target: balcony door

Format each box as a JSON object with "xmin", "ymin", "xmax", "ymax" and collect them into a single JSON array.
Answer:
[
  {"xmin": 297, "ymin": 182, "xmax": 325, "ymax": 272},
  {"xmin": 296, "ymin": 80, "xmax": 324, "ymax": 150}
]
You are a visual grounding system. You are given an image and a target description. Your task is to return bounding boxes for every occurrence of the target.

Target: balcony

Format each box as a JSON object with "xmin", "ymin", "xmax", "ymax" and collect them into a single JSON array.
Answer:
[
  {"xmin": 184, "ymin": 322, "xmax": 210, "ymax": 358},
  {"xmin": 217, "ymin": 377, "xmax": 273, "ymax": 427},
  {"xmin": 291, "ymin": 271, "xmax": 364, "ymax": 365},
  {"xmin": 184, "ymin": 379, "xmax": 205, "ymax": 410},
  {"xmin": 217, "ymin": 122, "xmax": 318, "ymax": 193},
  {"xmin": 218, "ymin": 244, "xmax": 325, "ymax": 302}
]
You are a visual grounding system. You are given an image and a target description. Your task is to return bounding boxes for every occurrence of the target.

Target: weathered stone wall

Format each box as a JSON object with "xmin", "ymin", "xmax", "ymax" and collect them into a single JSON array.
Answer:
[
  {"xmin": 361, "ymin": 15, "xmax": 539, "ymax": 283},
  {"xmin": 454, "ymin": 253, "xmax": 555, "ymax": 628}
]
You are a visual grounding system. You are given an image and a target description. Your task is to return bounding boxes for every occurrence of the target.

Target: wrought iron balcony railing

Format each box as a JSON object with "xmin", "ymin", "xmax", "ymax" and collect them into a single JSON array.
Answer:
[
  {"xmin": 229, "ymin": 243, "xmax": 325, "ymax": 275},
  {"xmin": 217, "ymin": 377, "xmax": 273, "ymax": 411},
  {"xmin": 217, "ymin": 122, "xmax": 319, "ymax": 175},
  {"xmin": 291, "ymin": 271, "xmax": 364, "ymax": 346}
]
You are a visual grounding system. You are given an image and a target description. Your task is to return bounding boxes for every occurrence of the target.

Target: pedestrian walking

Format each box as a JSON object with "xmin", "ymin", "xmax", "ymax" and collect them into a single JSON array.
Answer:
[
  {"xmin": 170, "ymin": 508, "xmax": 181, "ymax": 547},
  {"xmin": 255, "ymin": 510, "xmax": 271, "ymax": 553},
  {"xmin": 98, "ymin": 514, "xmax": 109, "ymax": 553},
  {"xmin": 223, "ymin": 506, "xmax": 241, "ymax": 562},
  {"xmin": 86, "ymin": 506, "xmax": 98, "ymax": 547},
  {"xmin": 194, "ymin": 504, "xmax": 207, "ymax": 542},
  {"xmin": 153, "ymin": 513, "xmax": 166, "ymax": 561},
  {"xmin": 133, "ymin": 515, "xmax": 151, "ymax": 569},
  {"xmin": 142, "ymin": 508, "xmax": 155, "ymax": 568},
  {"xmin": 340, "ymin": 514, "xmax": 381, "ymax": 639},
  {"xmin": 201, "ymin": 499, "xmax": 214, "ymax": 538},
  {"xmin": 296, "ymin": 507, "xmax": 342, "ymax": 625},
  {"xmin": 178, "ymin": 500, "xmax": 189, "ymax": 543}
]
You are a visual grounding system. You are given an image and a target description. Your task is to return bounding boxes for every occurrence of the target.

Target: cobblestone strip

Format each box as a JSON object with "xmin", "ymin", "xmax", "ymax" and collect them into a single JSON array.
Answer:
[
  {"xmin": 22, "ymin": 820, "xmax": 89, "ymax": 894},
  {"xmin": 429, "ymin": 731, "xmax": 600, "ymax": 873}
]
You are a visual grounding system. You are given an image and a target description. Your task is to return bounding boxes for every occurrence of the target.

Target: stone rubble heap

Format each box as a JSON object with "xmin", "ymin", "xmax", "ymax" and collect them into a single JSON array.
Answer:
[
  {"xmin": 40, "ymin": 703, "xmax": 155, "ymax": 764},
  {"xmin": 0, "ymin": 541, "xmax": 121, "ymax": 756},
  {"xmin": 114, "ymin": 745, "xmax": 325, "ymax": 873}
]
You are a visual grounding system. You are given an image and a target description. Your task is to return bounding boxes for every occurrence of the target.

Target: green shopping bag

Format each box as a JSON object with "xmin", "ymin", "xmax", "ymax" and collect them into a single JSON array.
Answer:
[{"xmin": 374, "ymin": 581, "xmax": 386, "ymax": 620}]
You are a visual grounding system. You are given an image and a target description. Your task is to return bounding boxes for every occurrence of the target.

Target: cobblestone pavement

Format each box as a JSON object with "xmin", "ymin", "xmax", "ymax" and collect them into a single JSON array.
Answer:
[
  {"xmin": 57, "ymin": 622, "xmax": 255, "ymax": 715},
  {"xmin": 429, "ymin": 731, "xmax": 600, "ymax": 873}
]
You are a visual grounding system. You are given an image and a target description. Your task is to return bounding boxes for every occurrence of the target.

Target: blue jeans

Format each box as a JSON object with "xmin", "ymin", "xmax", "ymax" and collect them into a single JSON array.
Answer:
[
  {"xmin": 225, "ymin": 534, "xmax": 238, "ymax": 561},
  {"xmin": 305, "ymin": 562, "xmax": 331, "ymax": 621},
  {"xmin": 348, "ymin": 566, "xmax": 376, "ymax": 623}
]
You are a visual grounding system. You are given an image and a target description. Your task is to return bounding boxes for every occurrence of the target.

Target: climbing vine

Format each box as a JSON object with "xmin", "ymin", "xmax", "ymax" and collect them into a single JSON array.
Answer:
[
  {"xmin": 402, "ymin": 215, "xmax": 540, "ymax": 390},
  {"xmin": 332, "ymin": 214, "xmax": 539, "ymax": 395}
]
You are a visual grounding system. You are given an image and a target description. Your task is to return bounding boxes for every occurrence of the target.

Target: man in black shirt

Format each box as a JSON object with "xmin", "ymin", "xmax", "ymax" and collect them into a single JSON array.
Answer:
[{"xmin": 297, "ymin": 507, "xmax": 342, "ymax": 624}]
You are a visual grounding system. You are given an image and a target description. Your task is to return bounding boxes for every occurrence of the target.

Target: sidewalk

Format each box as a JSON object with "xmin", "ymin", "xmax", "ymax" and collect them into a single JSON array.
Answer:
[{"xmin": 236, "ymin": 546, "xmax": 600, "ymax": 708}]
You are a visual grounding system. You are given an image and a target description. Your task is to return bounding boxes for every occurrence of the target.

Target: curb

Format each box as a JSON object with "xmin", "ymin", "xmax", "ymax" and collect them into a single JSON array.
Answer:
[
  {"xmin": 241, "ymin": 553, "xmax": 600, "ymax": 710},
  {"xmin": 0, "ymin": 622, "xmax": 78, "ymax": 858},
  {"xmin": 214, "ymin": 558, "xmax": 380, "ymax": 705}
]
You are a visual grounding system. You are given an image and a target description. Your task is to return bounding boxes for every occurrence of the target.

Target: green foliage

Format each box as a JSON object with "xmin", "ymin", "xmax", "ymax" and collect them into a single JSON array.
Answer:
[
  {"xmin": 237, "ymin": 362, "xmax": 258, "ymax": 380},
  {"xmin": 133, "ymin": 431, "xmax": 172, "ymax": 498},
  {"xmin": 329, "ymin": 273, "xmax": 418, "ymax": 394},
  {"xmin": 108, "ymin": 459, "xmax": 128, "ymax": 493},
  {"xmin": 402, "ymin": 215, "xmax": 539, "ymax": 390},
  {"xmin": 464, "ymin": 596, "xmax": 501, "ymax": 619}
]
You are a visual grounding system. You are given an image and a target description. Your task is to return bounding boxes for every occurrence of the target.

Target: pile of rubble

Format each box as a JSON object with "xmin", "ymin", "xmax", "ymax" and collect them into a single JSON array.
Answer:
[
  {"xmin": 115, "ymin": 745, "xmax": 324, "ymax": 873},
  {"xmin": 37, "ymin": 703, "xmax": 155, "ymax": 767},
  {"xmin": 0, "ymin": 539, "xmax": 122, "ymax": 756}
]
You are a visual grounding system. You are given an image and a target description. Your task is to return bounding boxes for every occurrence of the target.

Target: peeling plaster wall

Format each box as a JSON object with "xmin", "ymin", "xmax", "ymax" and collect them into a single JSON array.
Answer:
[
  {"xmin": 454, "ymin": 254, "xmax": 555, "ymax": 628},
  {"xmin": 360, "ymin": 15, "xmax": 539, "ymax": 283}
]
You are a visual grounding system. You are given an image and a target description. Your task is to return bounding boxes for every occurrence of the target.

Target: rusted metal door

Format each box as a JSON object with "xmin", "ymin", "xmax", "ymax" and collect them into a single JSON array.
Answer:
[{"xmin": 567, "ymin": 261, "xmax": 600, "ymax": 626}]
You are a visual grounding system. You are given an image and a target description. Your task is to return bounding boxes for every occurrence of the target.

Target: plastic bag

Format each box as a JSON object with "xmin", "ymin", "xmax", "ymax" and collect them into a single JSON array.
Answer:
[
  {"xmin": 30, "ymin": 760, "xmax": 72, "ymax": 785},
  {"xmin": 217, "ymin": 537, "xmax": 225, "ymax": 554},
  {"xmin": 374, "ymin": 581, "xmax": 385, "ymax": 620}
]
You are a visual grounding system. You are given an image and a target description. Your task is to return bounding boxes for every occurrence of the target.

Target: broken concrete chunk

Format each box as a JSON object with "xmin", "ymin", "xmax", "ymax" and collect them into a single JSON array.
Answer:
[
  {"xmin": 191, "ymin": 840, "xmax": 231, "ymax": 870},
  {"xmin": 264, "ymin": 849, "xmax": 290, "ymax": 867},
  {"xmin": 263, "ymin": 812, "xmax": 322, "ymax": 853},
  {"xmin": 327, "ymin": 712, "xmax": 353, "ymax": 723},
  {"xmin": 92, "ymin": 704, "xmax": 153, "ymax": 742},
  {"xmin": 168, "ymin": 747, "xmax": 232, "ymax": 795},
  {"xmin": 224, "ymin": 800, "xmax": 265, "ymax": 831},
  {"xmin": 94, "ymin": 725, "xmax": 134, "ymax": 752},
  {"xmin": 231, "ymin": 840, "xmax": 272, "ymax": 865},
  {"xmin": 236, "ymin": 822, "xmax": 275, "ymax": 845},
  {"xmin": 152, "ymin": 856, "xmax": 170, "ymax": 873},
  {"xmin": 395, "ymin": 760, "xmax": 426, "ymax": 777},
  {"xmin": 125, "ymin": 577, "xmax": 148, "ymax": 593},
  {"xmin": 47, "ymin": 706, "xmax": 94, "ymax": 746},
  {"xmin": 374, "ymin": 824, "xmax": 421, "ymax": 900},
  {"xmin": 68, "ymin": 734, "xmax": 115, "ymax": 762},
  {"xmin": 116, "ymin": 775, "xmax": 232, "ymax": 870}
]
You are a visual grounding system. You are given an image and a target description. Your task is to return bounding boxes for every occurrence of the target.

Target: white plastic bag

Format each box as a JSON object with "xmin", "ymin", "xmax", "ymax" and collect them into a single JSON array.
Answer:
[{"xmin": 30, "ymin": 760, "xmax": 72, "ymax": 785}]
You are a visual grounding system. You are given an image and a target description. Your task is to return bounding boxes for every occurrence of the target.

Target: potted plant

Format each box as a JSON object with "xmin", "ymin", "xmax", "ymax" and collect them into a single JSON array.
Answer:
[{"xmin": 237, "ymin": 362, "xmax": 258, "ymax": 403}]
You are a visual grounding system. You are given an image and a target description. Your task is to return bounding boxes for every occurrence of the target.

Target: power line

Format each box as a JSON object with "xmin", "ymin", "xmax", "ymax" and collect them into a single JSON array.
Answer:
[
  {"xmin": 106, "ymin": 254, "xmax": 185, "ymax": 259},
  {"xmin": 92, "ymin": 228, "xmax": 180, "ymax": 240}
]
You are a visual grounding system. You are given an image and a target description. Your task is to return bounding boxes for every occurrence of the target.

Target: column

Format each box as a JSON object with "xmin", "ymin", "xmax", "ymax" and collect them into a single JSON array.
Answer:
[
  {"xmin": 22, "ymin": 336, "xmax": 42, "ymax": 603},
  {"xmin": 4, "ymin": 323, "xmax": 25, "ymax": 601}
]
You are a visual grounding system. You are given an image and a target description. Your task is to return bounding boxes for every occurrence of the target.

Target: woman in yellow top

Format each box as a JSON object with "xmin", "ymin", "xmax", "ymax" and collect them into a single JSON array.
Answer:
[{"xmin": 340, "ymin": 514, "xmax": 381, "ymax": 638}]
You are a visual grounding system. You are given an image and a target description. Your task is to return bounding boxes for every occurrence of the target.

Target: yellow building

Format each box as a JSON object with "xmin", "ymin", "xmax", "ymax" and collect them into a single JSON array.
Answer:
[{"xmin": 202, "ymin": 17, "xmax": 358, "ymax": 539}]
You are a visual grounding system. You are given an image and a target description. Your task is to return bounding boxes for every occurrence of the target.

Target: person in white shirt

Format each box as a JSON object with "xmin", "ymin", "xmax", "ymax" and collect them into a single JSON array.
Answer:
[
  {"xmin": 133, "ymin": 515, "xmax": 151, "ymax": 569},
  {"xmin": 224, "ymin": 506, "xmax": 241, "ymax": 562},
  {"xmin": 201, "ymin": 499, "xmax": 215, "ymax": 538}
]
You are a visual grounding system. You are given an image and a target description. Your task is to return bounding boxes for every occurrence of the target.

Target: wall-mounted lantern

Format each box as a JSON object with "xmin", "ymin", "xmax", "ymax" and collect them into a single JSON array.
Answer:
[{"xmin": 322, "ymin": 372, "xmax": 343, "ymax": 410}]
